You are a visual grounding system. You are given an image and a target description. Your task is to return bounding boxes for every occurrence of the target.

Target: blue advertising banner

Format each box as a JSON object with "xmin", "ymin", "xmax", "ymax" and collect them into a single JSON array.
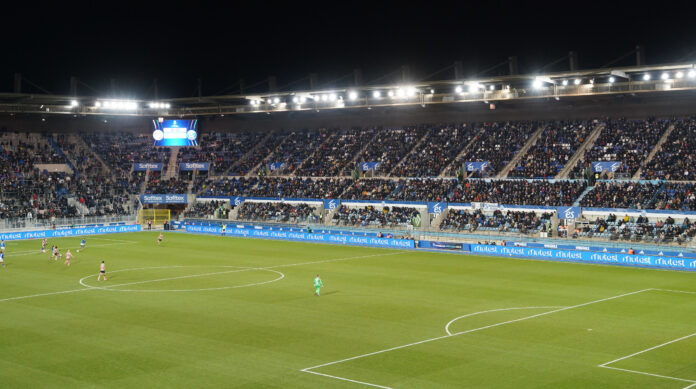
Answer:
[
  {"xmin": 465, "ymin": 161, "xmax": 491, "ymax": 171},
  {"xmin": 428, "ymin": 202, "xmax": 447, "ymax": 214},
  {"xmin": 557, "ymin": 206, "xmax": 581, "ymax": 219},
  {"xmin": 469, "ymin": 244, "xmax": 696, "ymax": 271},
  {"xmin": 323, "ymin": 199, "xmax": 341, "ymax": 211},
  {"xmin": 133, "ymin": 163, "xmax": 163, "ymax": 171},
  {"xmin": 180, "ymin": 162, "xmax": 210, "ymax": 171},
  {"xmin": 232, "ymin": 196, "xmax": 245, "ymax": 206},
  {"xmin": 186, "ymin": 225, "xmax": 415, "ymax": 249},
  {"xmin": 360, "ymin": 162, "xmax": 381, "ymax": 171},
  {"xmin": 0, "ymin": 224, "xmax": 141, "ymax": 241},
  {"xmin": 592, "ymin": 161, "xmax": 622, "ymax": 172},
  {"xmin": 268, "ymin": 162, "xmax": 287, "ymax": 171},
  {"xmin": 140, "ymin": 194, "xmax": 188, "ymax": 204}
]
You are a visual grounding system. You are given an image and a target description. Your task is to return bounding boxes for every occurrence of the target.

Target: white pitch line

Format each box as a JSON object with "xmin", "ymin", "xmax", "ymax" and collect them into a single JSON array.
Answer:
[
  {"xmin": 301, "ymin": 369, "xmax": 393, "ymax": 389},
  {"xmin": 599, "ymin": 331, "xmax": 696, "ymax": 367},
  {"xmin": 444, "ymin": 306, "xmax": 565, "ymax": 336},
  {"xmin": 302, "ymin": 289, "xmax": 652, "ymax": 377},
  {"xmin": 6, "ymin": 242, "xmax": 136, "ymax": 258},
  {"xmin": 652, "ymin": 288, "xmax": 696, "ymax": 295},
  {"xmin": 599, "ymin": 366, "xmax": 696, "ymax": 384},
  {"xmin": 0, "ymin": 288, "xmax": 90, "ymax": 303}
]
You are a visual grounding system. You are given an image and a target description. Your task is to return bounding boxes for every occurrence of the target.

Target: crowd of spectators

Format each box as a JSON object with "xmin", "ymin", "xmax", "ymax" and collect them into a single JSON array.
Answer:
[
  {"xmin": 440, "ymin": 209, "xmax": 552, "ymax": 234},
  {"xmin": 450, "ymin": 179, "xmax": 586, "ymax": 206},
  {"xmin": 184, "ymin": 200, "xmax": 230, "ymax": 219},
  {"xmin": 580, "ymin": 181, "xmax": 661, "ymax": 209},
  {"xmin": 509, "ymin": 121, "xmax": 593, "ymax": 179},
  {"xmin": 82, "ymin": 132, "xmax": 170, "ymax": 176},
  {"xmin": 237, "ymin": 202, "xmax": 317, "ymax": 223},
  {"xmin": 0, "ymin": 172, "xmax": 79, "ymax": 220},
  {"xmin": 145, "ymin": 177, "xmax": 189, "ymax": 194},
  {"xmin": 355, "ymin": 127, "xmax": 428, "ymax": 176},
  {"xmin": 177, "ymin": 132, "xmax": 265, "ymax": 175},
  {"xmin": 194, "ymin": 177, "xmax": 259, "ymax": 196},
  {"xmin": 571, "ymin": 118, "xmax": 668, "ymax": 178},
  {"xmin": 332, "ymin": 205, "xmax": 419, "ymax": 227},
  {"xmin": 651, "ymin": 183, "xmax": 696, "ymax": 211},
  {"xmin": 451, "ymin": 121, "xmax": 538, "ymax": 177},
  {"xmin": 294, "ymin": 128, "xmax": 378, "ymax": 177},
  {"xmin": 266, "ymin": 130, "xmax": 328, "ymax": 175},
  {"xmin": 391, "ymin": 178, "xmax": 457, "ymax": 202},
  {"xmin": 581, "ymin": 215, "xmax": 696, "ymax": 244},
  {"xmin": 247, "ymin": 177, "xmax": 352, "ymax": 199},
  {"xmin": 341, "ymin": 179, "xmax": 398, "ymax": 200},
  {"xmin": 392, "ymin": 124, "xmax": 476, "ymax": 177},
  {"xmin": 641, "ymin": 118, "xmax": 696, "ymax": 180}
]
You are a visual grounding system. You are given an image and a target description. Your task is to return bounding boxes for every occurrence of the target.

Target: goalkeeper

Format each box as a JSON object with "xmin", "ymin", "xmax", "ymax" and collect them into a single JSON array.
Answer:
[{"xmin": 314, "ymin": 274, "xmax": 323, "ymax": 296}]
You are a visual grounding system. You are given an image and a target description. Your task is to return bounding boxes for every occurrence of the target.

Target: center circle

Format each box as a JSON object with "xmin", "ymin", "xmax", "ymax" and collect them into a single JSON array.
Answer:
[{"xmin": 78, "ymin": 265, "xmax": 284, "ymax": 292}]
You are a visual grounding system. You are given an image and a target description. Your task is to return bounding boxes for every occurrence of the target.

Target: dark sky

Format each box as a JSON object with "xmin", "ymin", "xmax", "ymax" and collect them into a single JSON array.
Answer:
[{"xmin": 4, "ymin": 1, "xmax": 696, "ymax": 98}]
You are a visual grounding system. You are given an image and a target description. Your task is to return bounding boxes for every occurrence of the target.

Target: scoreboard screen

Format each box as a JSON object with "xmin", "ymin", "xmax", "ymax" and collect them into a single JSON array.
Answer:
[{"xmin": 152, "ymin": 119, "xmax": 198, "ymax": 146}]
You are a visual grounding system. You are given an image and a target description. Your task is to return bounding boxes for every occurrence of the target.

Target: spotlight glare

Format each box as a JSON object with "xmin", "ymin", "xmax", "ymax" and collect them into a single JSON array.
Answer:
[
  {"xmin": 372, "ymin": 90, "xmax": 381, "ymax": 98},
  {"xmin": 643, "ymin": 74, "xmax": 651, "ymax": 81},
  {"xmin": 562, "ymin": 79, "xmax": 568, "ymax": 86},
  {"xmin": 292, "ymin": 97, "xmax": 299, "ymax": 103},
  {"xmin": 468, "ymin": 84, "xmax": 478, "ymax": 93},
  {"xmin": 321, "ymin": 94, "xmax": 328, "ymax": 102},
  {"xmin": 388, "ymin": 90, "xmax": 395, "ymax": 97},
  {"xmin": 489, "ymin": 85, "xmax": 495, "ymax": 91},
  {"xmin": 689, "ymin": 70, "xmax": 696, "ymax": 78},
  {"xmin": 430, "ymin": 89, "xmax": 435, "ymax": 94},
  {"xmin": 329, "ymin": 93, "xmax": 336, "ymax": 101},
  {"xmin": 95, "ymin": 101, "xmax": 102, "ymax": 108},
  {"xmin": 396, "ymin": 88, "xmax": 406, "ymax": 98},
  {"xmin": 609, "ymin": 77, "xmax": 615, "ymax": 83},
  {"xmin": 532, "ymin": 79, "xmax": 542, "ymax": 89},
  {"xmin": 676, "ymin": 71, "xmax": 684, "ymax": 79},
  {"xmin": 455, "ymin": 85, "xmax": 463, "ymax": 94},
  {"xmin": 300, "ymin": 96, "xmax": 306, "ymax": 103},
  {"xmin": 348, "ymin": 91, "xmax": 358, "ymax": 100},
  {"xmin": 661, "ymin": 72, "xmax": 669, "ymax": 80},
  {"xmin": 70, "ymin": 100, "xmax": 78, "ymax": 107},
  {"xmin": 574, "ymin": 78, "xmax": 581, "ymax": 85}
]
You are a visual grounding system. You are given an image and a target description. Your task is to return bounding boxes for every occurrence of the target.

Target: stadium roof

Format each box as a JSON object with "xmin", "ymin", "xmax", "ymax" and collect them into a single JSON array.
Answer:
[{"xmin": 1, "ymin": 62, "xmax": 695, "ymax": 118}]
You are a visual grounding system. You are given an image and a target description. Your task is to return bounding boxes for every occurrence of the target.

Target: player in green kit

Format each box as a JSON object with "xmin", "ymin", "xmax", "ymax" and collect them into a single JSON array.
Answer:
[{"xmin": 314, "ymin": 274, "xmax": 323, "ymax": 296}]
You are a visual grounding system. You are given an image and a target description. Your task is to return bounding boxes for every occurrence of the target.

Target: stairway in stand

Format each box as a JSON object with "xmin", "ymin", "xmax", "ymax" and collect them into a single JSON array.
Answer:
[{"xmin": 164, "ymin": 148, "xmax": 179, "ymax": 180}]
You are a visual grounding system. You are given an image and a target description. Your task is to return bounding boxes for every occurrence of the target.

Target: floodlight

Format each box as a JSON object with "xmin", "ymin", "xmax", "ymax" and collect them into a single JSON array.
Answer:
[
  {"xmin": 321, "ymin": 94, "xmax": 328, "ymax": 102},
  {"xmin": 489, "ymin": 85, "xmax": 495, "ymax": 91},
  {"xmin": 388, "ymin": 90, "xmax": 395, "ymax": 97},
  {"xmin": 95, "ymin": 101, "xmax": 102, "ymax": 108},
  {"xmin": 273, "ymin": 97, "xmax": 280, "ymax": 104},
  {"xmin": 455, "ymin": 85, "xmax": 463, "ymax": 94},
  {"xmin": 676, "ymin": 71, "xmax": 684, "ymax": 79},
  {"xmin": 292, "ymin": 97, "xmax": 299, "ymax": 103},
  {"xmin": 299, "ymin": 96, "xmax": 306, "ymax": 103},
  {"xmin": 689, "ymin": 70, "xmax": 696, "ymax": 78},
  {"xmin": 562, "ymin": 80, "xmax": 568, "ymax": 86},
  {"xmin": 574, "ymin": 79, "xmax": 581, "ymax": 85},
  {"xmin": 532, "ymin": 80, "xmax": 542, "ymax": 89},
  {"xmin": 328, "ymin": 93, "xmax": 337, "ymax": 101},
  {"xmin": 348, "ymin": 91, "xmax": 358, "ymax": 100},
  {"xmin": 468, "ymin": 84, "xmax": 478, "ymax": 93},
  {"xmin": 70, "ymin": 100, "xmax": 78, "ymax": 107},
  {"xmin": 643, "ymin": 74, "xmax": 651, "ymax": 81},
  {"xmin": 406, "ymin": 87, "xmax": 416, "ymax": 97},
  {"xmin": 609, "ymin": 77, "xmax": 615, "ymax": 83},
  {"xmin": 661, "ymin": 72, "xmax": 669, "ymax": 80},
  {"xmin": 396, "ymin": 88, "xmax": 406, "ymax": 98},
  {"xmin": 372, "ymin": 91, "xmax": 381, "ymax": 98}
]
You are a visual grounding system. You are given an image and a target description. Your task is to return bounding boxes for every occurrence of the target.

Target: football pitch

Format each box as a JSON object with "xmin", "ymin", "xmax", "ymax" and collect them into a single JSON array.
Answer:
[{"xmin": 1, "ymin": 231, "xmax": 696, "ymax": 388}]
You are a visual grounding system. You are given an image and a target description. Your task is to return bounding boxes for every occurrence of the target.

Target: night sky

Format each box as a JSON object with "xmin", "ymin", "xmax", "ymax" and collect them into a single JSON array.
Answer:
[{"xmin": 4, "ymin": 1, "xmax": 696, "ymax": 98}]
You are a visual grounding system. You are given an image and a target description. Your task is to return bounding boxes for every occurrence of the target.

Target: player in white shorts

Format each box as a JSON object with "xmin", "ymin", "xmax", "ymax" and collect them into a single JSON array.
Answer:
[
  {"xmin": 157, "ymin": 233, "xmax": 163, "ymax": 246},
  {"xmin": 64, "ymin": 250, "xmax": 72, "ymax": 267},
  {"xmin": 41, "ymin": 238, "xmax": 48, "ymax": 253}
]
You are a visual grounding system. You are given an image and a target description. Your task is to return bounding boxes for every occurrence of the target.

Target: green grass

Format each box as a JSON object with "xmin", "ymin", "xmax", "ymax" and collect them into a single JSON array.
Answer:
[{"xmin": 1, "ymin": 231, "xmax": 696, "ymax": 388}]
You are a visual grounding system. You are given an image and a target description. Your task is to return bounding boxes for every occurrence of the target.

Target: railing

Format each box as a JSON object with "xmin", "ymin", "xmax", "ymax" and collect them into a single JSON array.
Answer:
[{"xmin": 0, "ymin": 213, "xmax": 138, "ymax": 231}]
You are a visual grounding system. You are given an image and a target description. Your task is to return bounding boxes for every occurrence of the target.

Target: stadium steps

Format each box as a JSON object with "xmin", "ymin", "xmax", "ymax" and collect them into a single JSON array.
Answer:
[
  {"xmin": 247, "ymin": 130, "xmax": 281, "ymax": 176},
  {"xmin": 497, "ymin": 124, "xmax": 547, "ymax": 178},
  {"xmin": 164, "ymin": 147, "xmax": 179, "ymax": 180},
  {"xmin": 388, "ymin": 128, "xmax": 432, "ymax": 176},
  {"xmin": 69, "ymin": 134, "xmax": 115, "ymax": 179},
  {"xmin": 573, "ymin": 185, "xmax": 595, "ymax": 206},
  {"xmin": 633, "ymin": 123, "xmax": 676, "ymax": 180},
  {"xmin": 292, "ymin": 131, "xmax": 337, "ymax": 176},
  {"xmin": 342, "ymin": 128, "xmax": 383, "ymax": 176},
  {"xmin": 439, "ymin": 126, "xmax": 487, "ymax": 177},
  {"xmin": 555, "ymin": 122, "xmax": 605, "ymax": 179},
  {"xmin": 46, "ymin": 134, "xmax": 77, "ymax": 173}
]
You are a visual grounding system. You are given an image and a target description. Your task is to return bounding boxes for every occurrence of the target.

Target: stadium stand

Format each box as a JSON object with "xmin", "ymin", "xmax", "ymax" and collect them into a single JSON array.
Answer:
[
  {"xmin": 509, "ymin": 120, "xmax": 593, "ymax": 179},
  {"xmin": 570, "ymin": 118, "xmax": 669, "ymax": 178},
  {"xmin": 246, "ymin": 177, "xmax": 352, "ymax": 198},
  {"xmin": 449, "ymin": 121, "xmax": 538, "ymax": 177},
  {"xmin": 391, "ymin": 124, "xmax": 477, "ymax": 177},
  {"xmin": 641, "ymin": 118, "xmax": 696, "ymax": 180},
  {"xmin": 332, "ymin": 205, "xmax": 420, "ymax": 227},
  {"xmin": 237, "ymin": 202, "xmax": 318, "ymax": 223},
  {"xmin": 450, "ymin": 179, "xmax": 586, "ymax": 206},
  {"xmin": 440, "ymin": 209, "xmax": 552, "ymax": 234},
  {"xmin": 341, "ymin": 179, "xmax": 398, "ymax": 200},
  {"xmin": 294, "ymin": 128, "xmax": 378, "ymax": 177},
  {"xmin": 354, "ymin": 126, "xmax": 429, "ymax": 176}
]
